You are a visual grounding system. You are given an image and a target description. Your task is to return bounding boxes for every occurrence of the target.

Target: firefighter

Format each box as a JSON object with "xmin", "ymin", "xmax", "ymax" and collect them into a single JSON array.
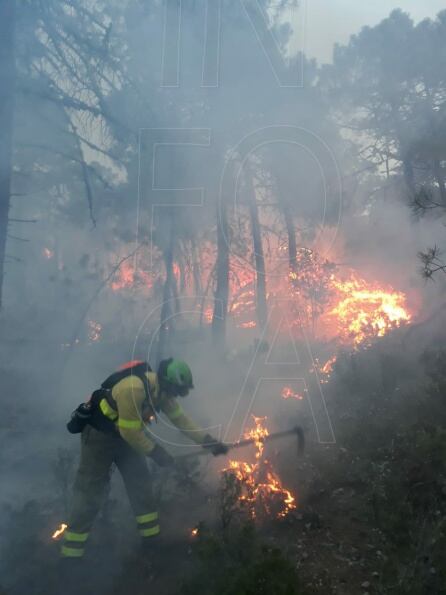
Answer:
[{"xmin": 61, "ymin": 358, "xmax": 227, "ymax": 559}]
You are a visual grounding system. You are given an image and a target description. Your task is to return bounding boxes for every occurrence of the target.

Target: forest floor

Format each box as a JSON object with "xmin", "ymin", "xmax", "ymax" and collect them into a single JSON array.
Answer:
[{"xmin": 1, "ymin": 333, "xmax": 446, "ymax": 595}]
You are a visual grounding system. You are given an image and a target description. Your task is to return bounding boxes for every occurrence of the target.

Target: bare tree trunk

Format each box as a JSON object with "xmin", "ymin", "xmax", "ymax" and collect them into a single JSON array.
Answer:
[
  {"xmin": 283, "ymin": 201, "xmax": 297, "ymax": 274},
  {"xmin": 212, "ymin": 202, "xmax": 230, "ymax": 348},
  {"xmin": 0, "ymin": 0, "xmax": 16, "ymax": 309},
  {"xmin": 390, "ymin": 103, "xmax": 416, "ymax": 202},
  {"xmin": 245, "ymin": 171, "xmax": 267, "ymax": 332},
  {"xmin": 191, "ymin": 237, "xmax": 202, "ymax": 305},
  {"xmin": 172, "ymin": 269, "xmax": 181, "ymax": 315},
  {"xmin": 157, "ymin": 217, "xmax": 175, "ymax": 365},
  {"xmin": 433, "ymin": 159, "xmax": 446, "ymax": 206},
  {"xmin": 402, "ymin": 155, "xmax": 416, "ymax": 201},
  {"xmin": 276, "ymin": 177, "xmax": 298, "ymax": 276},
  {"xmin": 423, "ymin": 84, "xmax": 446, "ymax": 206}
]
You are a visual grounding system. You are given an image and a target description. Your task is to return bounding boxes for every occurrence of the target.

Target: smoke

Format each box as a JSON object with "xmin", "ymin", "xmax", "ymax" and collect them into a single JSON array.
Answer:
[{"xmin": 1, "ymin": 2, "xmax": 446, "ymax": 594}]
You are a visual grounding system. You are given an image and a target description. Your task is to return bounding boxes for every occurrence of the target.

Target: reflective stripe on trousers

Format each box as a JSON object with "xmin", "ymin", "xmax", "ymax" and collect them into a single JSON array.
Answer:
[
  {"xmin": 136, "ymin": 511, "xmax": 160, "ymax": 537},
  {"xmin": 61, "ymin": 530, "xmax": 89, "ymax": 558}
]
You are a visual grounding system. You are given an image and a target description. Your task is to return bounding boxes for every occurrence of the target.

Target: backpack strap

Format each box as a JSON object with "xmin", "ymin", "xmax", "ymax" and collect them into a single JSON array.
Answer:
[{"xmin": 101, "ymin": 362, "xmax": 152, "ymax": 402}]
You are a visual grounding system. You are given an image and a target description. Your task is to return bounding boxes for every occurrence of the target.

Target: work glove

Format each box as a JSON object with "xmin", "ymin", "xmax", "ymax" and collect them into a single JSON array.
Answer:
[
  {"xmin": 149, "ymin": 443, "xmax": 175, "ymax": 467},
  {"xmin": 202, "ymin": 434, "xmax": 229, "ymax": 456},
  {"xmin": 66, "ymin": 403, "xmax": 91, "ymax": 434}
]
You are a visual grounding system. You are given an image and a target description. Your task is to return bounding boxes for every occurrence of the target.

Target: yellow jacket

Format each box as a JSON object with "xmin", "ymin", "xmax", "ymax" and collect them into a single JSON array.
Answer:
[{"xmin": 99, "ymin": 372, "xmax": 207, "ymax": 455}]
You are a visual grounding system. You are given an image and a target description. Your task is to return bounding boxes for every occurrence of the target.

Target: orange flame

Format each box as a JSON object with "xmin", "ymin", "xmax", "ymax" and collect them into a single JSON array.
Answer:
[
  {"xmin": 105, "ymin": 242, "xmax": 414, "ymax": 350},
  {"xmin": 111, "ymin": 260, "xmax": 135, "ymax": 291},
  {"xmin": 320, "ymin": 355, "xmax": 337, "ymax": 375},
  {"xmin": 327, "ymin": 276, "xmax": 411, "ymax": 346},
  {"xmin": 221, "ymin": 246, "xmax": 413, "ymax": 340},
  {"xmin": 314, "ymin": 355, "xmax": 338, "ymax": 384},
  {"xmin": 110, "ymin": 260, "xmax": 154, "ymax": 292},
  {"xmin": 223, "ymin": 416, "xmax": 296, "ymax": 520}
]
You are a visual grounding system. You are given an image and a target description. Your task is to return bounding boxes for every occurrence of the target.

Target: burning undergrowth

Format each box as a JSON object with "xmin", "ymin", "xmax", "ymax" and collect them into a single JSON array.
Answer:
[
  {"xmin": 107, "ymin": 244, "xmax": 414, "ymax": 350},
  {"xmin": 220, "ymin": 416, "xmax": 296, "ymax": 525},
  {"xmin": 283, "ymin": 247, "xmax": 413, "ymax": 349}
]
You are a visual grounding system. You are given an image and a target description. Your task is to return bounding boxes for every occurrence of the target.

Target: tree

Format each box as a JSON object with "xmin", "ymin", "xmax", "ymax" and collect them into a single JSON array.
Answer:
[
  {"xmin": 322, "ymin": 9, "xmax": 446, "ymax": 279},
  {"xmin": 245, "ymin": 167, "xmax": 268, "ymax": 332},
  {"xmin": 3, "ymin": 0, "xmax": 132, "ymax": 316},
  {"xmin": 0, "ymin": 0, "xmax": 16, "ymax": 309}
]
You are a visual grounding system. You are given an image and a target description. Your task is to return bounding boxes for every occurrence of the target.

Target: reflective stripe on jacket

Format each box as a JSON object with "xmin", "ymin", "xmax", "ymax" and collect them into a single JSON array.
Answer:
[{"xmin": 99, "ymin": 372, "xmax": 207, "ymax": 454}]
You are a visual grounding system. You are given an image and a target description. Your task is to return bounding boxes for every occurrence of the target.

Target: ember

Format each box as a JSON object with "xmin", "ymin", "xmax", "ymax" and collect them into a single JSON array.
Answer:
[
  {"xmin": 52, "ymin": 523, "xmax": 67, "ymax": 540},
  {"xmin": 88, "ymin": 319, "xmax": 102, "ymax": 342},
  {"xmin": 281, "ymin": 386, "xmax": 304, "ymax": 400},
  {"xmin": 43, "ymin": 247, "xmax": 54, "ymax": 260},
  {"xmin": 314, "ymin": 355, "xmax": 338, "ymax": 384}
]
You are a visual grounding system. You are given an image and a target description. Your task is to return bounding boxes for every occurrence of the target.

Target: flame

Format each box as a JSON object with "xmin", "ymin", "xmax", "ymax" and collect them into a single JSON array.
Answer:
[
  {"xmin": 215, "ymin": 245, "xmax": 413, "ymax": 343},
  {"xmin": 223, "ymin": 416, "xmax": 296, "ymax": 520},
  {"xmin": 110, "ymin": 260, "xmax": 154, "ymax": 292},
  {"xmin": 311, "ymin": 355, "xmax": 338, "ymax": 384},
  {"xmin": 104, "ymin": 239, "xmax": 414, "ymax": 351},
  {"xmin": 326, "ymin": 275, "xmax": 411, "ymax": 346},
  {"xmin": 111, "ymin": 260, "xmax": 135, "ymax": 291},
  {"xmin": 320, "ymin": 355, "xmax": 337, "ymax": 375},
  {"xmin": 225, "ymin": 247, "xmax": 413, "ymax": 347},
  {"xmin": 239, "ymin": 320, "xmax": 257, "ymax": 329},
  {"xmin": 203, "ymin": 306, "xmax": 213, "ymax": 324},
  {"xmin": 191, "ymin": 527, "xmax": 199, "ymax": 538},
  {"xmin": 281, "ymin": 386, "xmax": 304, "ymax": 400},
  {"xmin": 52, "ymin": 523, "xmax": 67, "ymax": 540}
]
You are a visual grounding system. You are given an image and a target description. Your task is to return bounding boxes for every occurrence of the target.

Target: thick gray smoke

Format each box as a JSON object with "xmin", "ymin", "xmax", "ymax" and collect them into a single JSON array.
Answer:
[{"xmin": 1, "ymin": 2, "xmax": 446, "ymax": 594}]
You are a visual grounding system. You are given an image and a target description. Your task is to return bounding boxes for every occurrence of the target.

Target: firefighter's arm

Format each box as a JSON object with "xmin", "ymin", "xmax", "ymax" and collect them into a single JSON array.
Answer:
[
  {"xmin": 114, "ymin": 377, "xmax": 156, "ymax": 455},
  {"xmin": 162, "ymin": 398, "xmax": 208, "ymax": 444}
]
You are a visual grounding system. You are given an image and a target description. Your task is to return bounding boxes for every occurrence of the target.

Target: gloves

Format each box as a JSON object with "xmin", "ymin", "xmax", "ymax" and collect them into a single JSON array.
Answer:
[
  {"xmin": 66, "ymin": 403, "xmax": 91, "ymax": 434},
  {"xmin": 202, "ymin": 434, "xmax": 229, "ymax": 457},
  {"xmin": 149, "ymin": 443, "xmax": 175, "ymax": 467}
]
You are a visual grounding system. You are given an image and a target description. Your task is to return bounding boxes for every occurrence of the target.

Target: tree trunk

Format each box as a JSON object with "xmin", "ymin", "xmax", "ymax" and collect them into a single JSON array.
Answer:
[
  {"xmin": 402, "ymin": 155, "xmax": 416, "ymax": 201},
  {"xmin": 245, "ymin": 171, "xmax": 267, "ymax": 332},
  {"xmin": 212, "ymin": 202, "xmax": 230, "ymax": 348},
  {"xmin": 157, "ymin": 217, "xmax": 175, "ymax": 365},
  {"xmin": 276, "ymin": 177, "xmax": 298, "ymax": 277},
  {"xmin": 423, "ymin": 84, "xmax": 446, "ymax": 206},
  {"xmin": 191, "ymin": 237, "xmax": 202, "ymax": 303},
  {"xmin": 0, "ymin": 0, "xmax": 16, "ymax": 309},
  {"xmin": 433, "ymin": 159, "xmax": 446, "ymax": 206},
  {"xmin": 283, "ymin": 200, "xmax": 297, "ymax": 275},
  {"xmin": 389, "ymin": 103, "xmax": 416, "ymax": 202}
]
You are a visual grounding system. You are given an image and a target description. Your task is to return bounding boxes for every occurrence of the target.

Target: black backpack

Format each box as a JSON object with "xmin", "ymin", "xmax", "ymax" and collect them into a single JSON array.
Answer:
[{"xmin": 67, "ymin": 361, "xmax": 152, "ymax": 434}]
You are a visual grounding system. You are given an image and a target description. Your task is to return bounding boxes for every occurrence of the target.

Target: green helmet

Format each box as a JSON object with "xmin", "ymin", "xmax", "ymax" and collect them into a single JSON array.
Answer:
[{"xmin": 165, "ymin": 359, "xmax": 194, "ymax": 390}]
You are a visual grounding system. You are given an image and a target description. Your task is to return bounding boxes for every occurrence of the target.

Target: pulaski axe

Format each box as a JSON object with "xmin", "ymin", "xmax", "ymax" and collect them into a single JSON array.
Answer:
[{"xmin": 177, "ymin": 426, "xmax": 305, "ymax": 460}]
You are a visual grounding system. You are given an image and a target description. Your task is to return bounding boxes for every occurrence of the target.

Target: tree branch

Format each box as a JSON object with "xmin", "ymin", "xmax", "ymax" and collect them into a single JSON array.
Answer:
[{"xmin": 67, "ymin": 246, "xmax": 142, "ymax": 349}]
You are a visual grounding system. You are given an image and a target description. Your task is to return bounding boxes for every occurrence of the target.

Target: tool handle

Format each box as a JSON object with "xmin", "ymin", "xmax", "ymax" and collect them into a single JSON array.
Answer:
[
  {"xmin": 176, "ymin": 426, "xmax": 304, "ymax": 460},
  {"xmin": 232, "ymin": 426, "xmax": 303, "ymax": 450}
]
